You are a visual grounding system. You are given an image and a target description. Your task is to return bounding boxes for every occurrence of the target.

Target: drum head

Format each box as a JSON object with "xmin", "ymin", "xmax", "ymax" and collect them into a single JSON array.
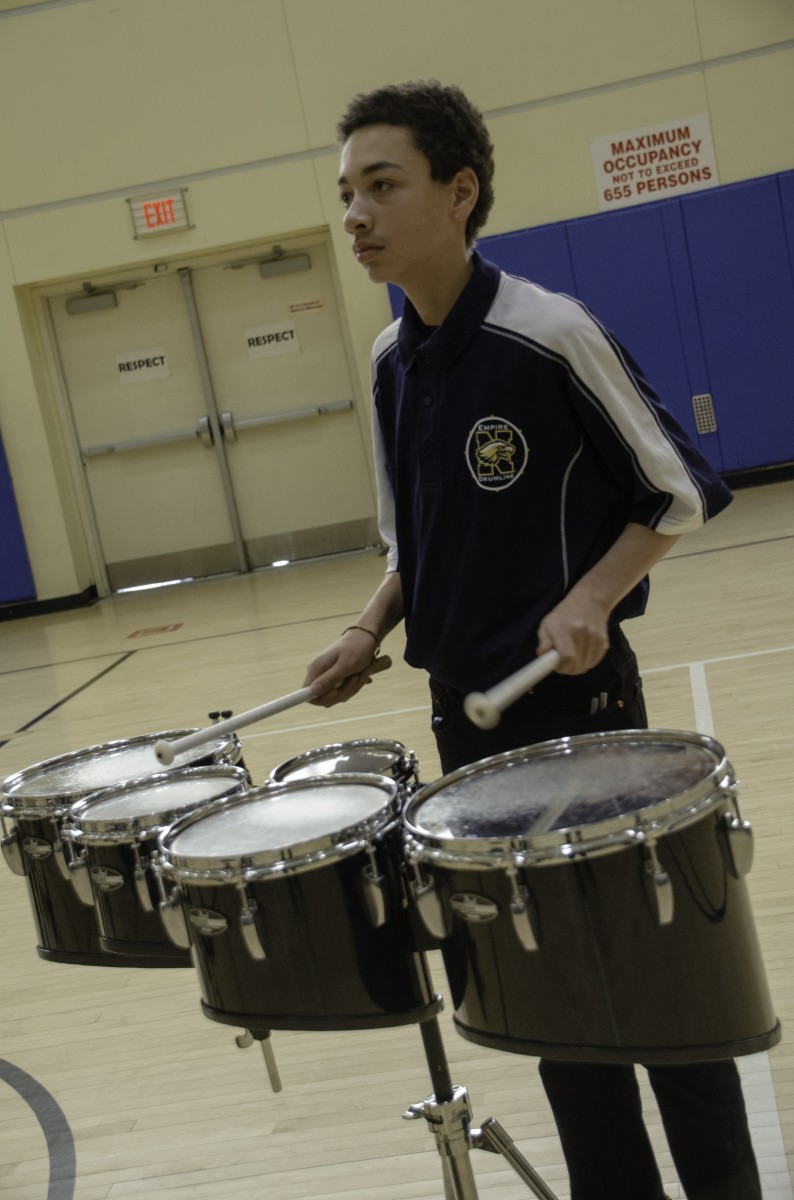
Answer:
[
  {"xmin": 67, "ymin": 768, "xmax": 249, "ymax": 838},
  {"xmin": 2, "ymin": 732, "xmax": 237, "ymax": 814},
  {"xmin": 162, "ymin": 774, "xmax": 399, "ymax": 876},
  {"xmin": 270, "ymin": 739, "xmax": 406, "ymax": 783},
  {"xmin": 404, "ymin": 730, "xmax": 728, "ymax": 863}
]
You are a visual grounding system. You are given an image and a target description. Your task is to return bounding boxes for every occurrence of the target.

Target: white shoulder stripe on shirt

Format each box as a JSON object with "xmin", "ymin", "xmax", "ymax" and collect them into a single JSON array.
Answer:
[{"xmin": 486, "ymin": 275, "xmax": 708, "ymax": 534}]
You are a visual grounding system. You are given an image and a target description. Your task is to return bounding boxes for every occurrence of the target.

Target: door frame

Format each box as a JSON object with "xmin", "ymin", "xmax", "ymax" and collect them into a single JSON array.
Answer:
[{"xmin": 29, "ymin": 227, "xmax": 367, "ymax": 597}]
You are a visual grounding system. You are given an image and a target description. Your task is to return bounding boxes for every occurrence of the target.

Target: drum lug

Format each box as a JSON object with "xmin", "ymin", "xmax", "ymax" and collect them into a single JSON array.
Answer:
[
  {"xmin": 510, "ymin": 887, "xmax": 539, "ymax": 952},
  {"xmin": 132, "ymin": 846, "xmax": 155, "ymax": 912},
  {"xmin": 642, "ymin": 842, "xmax": 674, "ymax": 926},
  {"xmin": 361, "ymin": 846, "xmax": 388, "ymax": 928},
  {"xmin": 53, "ymin": 835, "xmax": 73, "ymax": 881},
  {"xmin": 507, "ymin": 864, "xmax": 539, "ymax": 952},
  {"xmin": 134, "ymin": 867, "xmax": 155, "ymax": 912},
  {"xmin": 409, "ymin": 862, "xmax": 452, "ymax": 940},
  {"xmin": 160, "ymin": 894, "xmax": 191, "ymax": 949},
  {"xmin": 239, "ymin": 888, "xmax": 266, "ymax": 961},
  {"xmin": 151, "ymin": 853, "xmax": 191, "ymax": 948},
  {"xmin": 1, "ymin": 818, "xmax": 25, "ymax": 876},
  {"xmin": 718, "ymin": 812, "xmax": 754, "ymax": 878},
  {"xmin": 68, "ymin": 852, "xmax": 96, "ymax": 907},
  {"xmin": 1, "ymin": 833, "xmax": 25, "ymax": 876}
]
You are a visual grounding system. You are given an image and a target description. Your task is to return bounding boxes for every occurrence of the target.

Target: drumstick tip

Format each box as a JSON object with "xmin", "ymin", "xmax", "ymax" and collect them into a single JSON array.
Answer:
[
  {"xmin": 154, "ymin": 739, "xmax": 176, "ymax": 766},
  {"xmin": 463, "ymin": 692, "xmax": 502, "ymax": 730}
]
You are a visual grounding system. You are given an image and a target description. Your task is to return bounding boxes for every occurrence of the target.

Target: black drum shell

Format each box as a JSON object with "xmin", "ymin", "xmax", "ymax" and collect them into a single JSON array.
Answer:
[
  {"xmin": 423, "ymin": 802, "xmax": 779, "ymax": 1063},
  {"xmin": 177, "ymin": 821, "xmax": 441, "ymax": 1030},
  {"xmin": 14, "ymin": 811, "xmax": 109, "ymax": 965},
  {"xmin": 2, "ymin": 732, "xmax": 244, "ymax": 966},
  {"xmin": 67, "ymin": 766, "xmax": 250, "ymax": 966},
  {"xmin": 87, "ymin": 840, "xmax": 190, "ymax": 965}
]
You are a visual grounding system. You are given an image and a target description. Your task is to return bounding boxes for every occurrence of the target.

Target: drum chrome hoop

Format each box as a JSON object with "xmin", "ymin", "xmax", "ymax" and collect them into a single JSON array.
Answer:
[
  {"xmin": 403, "ymin": 729, "xmax": 732, "ymax": 867},
  {"xmin": 160, "ymin": 835, "xmax": 382, "ymax": 886},
  {"xmin": 269, "ymin": 738, "xmax": 413, "ymax": 784},
  {"xmin": 1, "ymin": 730, "xmax": 242, "ymax": 813},
  {"xmin": 65, "ymin": 766, "xmax": 250, "ymax": 845},
  {"xmin": 158, "ymin": 773, "xmax": 400, "ymax": 881}
]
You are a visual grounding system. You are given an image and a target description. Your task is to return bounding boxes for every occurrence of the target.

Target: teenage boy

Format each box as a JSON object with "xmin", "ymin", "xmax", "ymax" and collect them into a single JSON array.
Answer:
[{"xmin": 304, "ymin": 80, "xmax": 760, "ymax": 1200}]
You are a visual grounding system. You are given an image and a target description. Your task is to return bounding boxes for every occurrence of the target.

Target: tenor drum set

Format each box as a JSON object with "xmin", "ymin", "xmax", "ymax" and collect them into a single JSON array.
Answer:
[{"xmin": 0, "ymin": 679, "xmax": 781, "ymax": 1199}]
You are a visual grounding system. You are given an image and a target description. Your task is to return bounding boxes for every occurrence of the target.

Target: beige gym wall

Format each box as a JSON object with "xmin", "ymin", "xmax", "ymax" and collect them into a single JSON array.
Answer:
[{"xmin": 1, "ymin": 0, "xmax": 792, "ymax": 599}]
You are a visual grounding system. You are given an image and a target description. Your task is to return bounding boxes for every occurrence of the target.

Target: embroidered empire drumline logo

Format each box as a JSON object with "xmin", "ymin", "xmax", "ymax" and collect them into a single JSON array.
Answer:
[{"xmin": 464, "ymin": 416, "xmax": 529, "ymax": 491}]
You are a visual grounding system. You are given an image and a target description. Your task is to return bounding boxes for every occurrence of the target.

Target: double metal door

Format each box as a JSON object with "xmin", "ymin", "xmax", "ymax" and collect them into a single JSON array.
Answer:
[{"xmin": 48, "ymin": 241, "xmax": 376, "ymax": 590}]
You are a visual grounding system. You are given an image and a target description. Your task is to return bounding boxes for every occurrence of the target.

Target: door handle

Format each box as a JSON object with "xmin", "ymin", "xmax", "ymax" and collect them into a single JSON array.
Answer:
[
  {"xmin": 220, "ymin": 412, "xmax": 237, "ymax": 443},
  {"xmin": 197, "ymin": 416, "xmax": 214, "ymax": 446}
]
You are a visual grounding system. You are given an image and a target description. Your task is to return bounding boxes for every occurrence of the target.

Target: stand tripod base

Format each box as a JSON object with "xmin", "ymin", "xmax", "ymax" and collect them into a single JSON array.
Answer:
[{"xmin": 404, "ymin": 1083, "xmax": 560, "ymax": 1200}]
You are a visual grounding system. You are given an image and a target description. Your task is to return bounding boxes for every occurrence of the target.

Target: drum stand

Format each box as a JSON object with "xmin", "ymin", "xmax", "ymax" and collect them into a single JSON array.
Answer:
[
  {"xmin": 405, "ymin": 1018, "xmax": 560, "ymax": 1200},
  {"xmin": 234, "ymin": 1028, "xmax": 283, "ymax": 1093}
]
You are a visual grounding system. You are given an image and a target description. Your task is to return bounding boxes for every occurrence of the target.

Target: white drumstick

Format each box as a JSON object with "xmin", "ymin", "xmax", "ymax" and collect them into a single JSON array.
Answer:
[
  {"xmin": 154, "ymin": 655, "xmax": 392, "ymax": 766},
  {"xmin": 464, "ymin": 650, "xmax": 561, "ymax": 730}
]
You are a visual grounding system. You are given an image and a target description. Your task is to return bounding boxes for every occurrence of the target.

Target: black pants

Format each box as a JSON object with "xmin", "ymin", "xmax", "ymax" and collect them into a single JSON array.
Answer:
[{"xmin": 429, "ymin": 629, "xmax": 761, "ymax": 1200}]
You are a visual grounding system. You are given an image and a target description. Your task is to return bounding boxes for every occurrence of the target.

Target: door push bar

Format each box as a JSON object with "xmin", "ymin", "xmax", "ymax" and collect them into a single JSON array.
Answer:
[{"xmin": 82, "ymin": 399, "xmax": 353, "ymax": 458}]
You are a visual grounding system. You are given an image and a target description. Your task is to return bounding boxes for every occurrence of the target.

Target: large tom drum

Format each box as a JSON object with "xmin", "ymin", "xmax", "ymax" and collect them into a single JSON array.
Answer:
[
  {"xmin": 403, "ymin": 729, "xmax": 780, "ymax": 1064},
  {"xmin": 156, "ymin": 775, "xmax": 442, "ymax": 1031},
  {"xmin": 1, "ymin": 730, "xmax": 243, "ymax": 965}
]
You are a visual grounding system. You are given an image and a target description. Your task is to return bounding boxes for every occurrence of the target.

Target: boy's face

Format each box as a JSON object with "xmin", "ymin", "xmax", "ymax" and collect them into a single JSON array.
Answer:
[{"xmin": 338, "ymin": 124, "xmax": 473, "ymax": 293}]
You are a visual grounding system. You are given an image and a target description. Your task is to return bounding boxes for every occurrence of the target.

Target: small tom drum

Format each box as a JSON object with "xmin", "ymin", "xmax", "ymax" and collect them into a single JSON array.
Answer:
[
  {"xmin": 270, "ymin": 738, "xmax": 419, "ymax": 800},
  {"xmin": 1, "ymin": 730, "xmax": 244, "ymax": 965},
  {"xmin": 156, "ymin": 775, "xmax": 441, "ymax": 1032},
  {"xmin": 65, "ymin": 766, "xmax": 250, "ymax": 965},
  {"xmin": 403, "ymin": 729, "xmax": 780, "ymax": 1064}
]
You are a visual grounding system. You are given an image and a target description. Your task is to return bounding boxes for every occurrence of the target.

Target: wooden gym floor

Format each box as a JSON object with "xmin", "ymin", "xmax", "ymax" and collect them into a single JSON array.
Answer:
[{"xmin": 0, "ymin": 479, "xmax": 792, "ymax": 1200}]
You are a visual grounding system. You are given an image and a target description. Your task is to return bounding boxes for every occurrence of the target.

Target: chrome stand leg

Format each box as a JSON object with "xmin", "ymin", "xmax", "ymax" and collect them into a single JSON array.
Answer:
[
  {"xmin": 407, "ymin": 1017, "xmax": 561, "ymax": 1200},
  {"xmin": 473, "ymin": 1118, "xmax": 560, "ymax": 1200},
  {"xmin": 235, "ymin": 1029, "xmax": 283, "ymax": 1092},
  {"xmin": 441, "ymin": 1159, "xmax": 456, "ymax": 1200},
  {"xmin": 259, "ymin": 1035, "xmax": 283, "ymax": 1093}
]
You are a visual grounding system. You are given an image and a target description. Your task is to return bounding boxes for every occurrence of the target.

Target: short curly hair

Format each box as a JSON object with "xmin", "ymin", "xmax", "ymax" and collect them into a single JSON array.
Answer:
[{"xmin": 337, "ymin": 80, "xmax": 495, "ymax": 247}]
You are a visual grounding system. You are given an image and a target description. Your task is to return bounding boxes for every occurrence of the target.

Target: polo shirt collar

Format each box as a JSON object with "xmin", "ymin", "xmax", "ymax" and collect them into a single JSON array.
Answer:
[{"xmin": 396, "ymin": 251, "xmax": 502, "ymax": 369}]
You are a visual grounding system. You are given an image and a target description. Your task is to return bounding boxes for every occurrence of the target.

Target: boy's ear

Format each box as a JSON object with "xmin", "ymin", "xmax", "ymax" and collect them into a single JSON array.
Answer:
[{"xmin": 451, "ymin": 167, "xmax": 479, "ymax": 222}]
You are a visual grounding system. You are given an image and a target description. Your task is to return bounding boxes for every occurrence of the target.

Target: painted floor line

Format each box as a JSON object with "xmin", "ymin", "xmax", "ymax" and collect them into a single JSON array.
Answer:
[{"xmin": 0, "ymin": 1057, "xmax": 76, "ymax": 1200}]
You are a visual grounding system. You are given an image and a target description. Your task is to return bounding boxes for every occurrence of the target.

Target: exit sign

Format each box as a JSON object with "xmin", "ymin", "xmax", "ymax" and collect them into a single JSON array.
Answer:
[{"xmin": 128, "ymin": 189, "xmax": 191, "ymax": 238}]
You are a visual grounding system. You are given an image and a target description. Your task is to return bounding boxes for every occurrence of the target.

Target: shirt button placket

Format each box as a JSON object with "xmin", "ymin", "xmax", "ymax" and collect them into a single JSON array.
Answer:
[{"xmin": 418, "ymin": 383, "xmax": 442, "ymax": 483}]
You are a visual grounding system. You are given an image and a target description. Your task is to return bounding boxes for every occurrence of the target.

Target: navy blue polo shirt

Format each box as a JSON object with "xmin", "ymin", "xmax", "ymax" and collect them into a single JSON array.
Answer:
[{"xmin": 371, "ymin": 253, "xmax": 731, "ymax": 692}]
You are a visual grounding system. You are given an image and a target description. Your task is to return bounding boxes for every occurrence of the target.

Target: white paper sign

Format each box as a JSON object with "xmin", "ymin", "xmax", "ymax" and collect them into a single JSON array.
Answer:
[
  {"xmin": 590, "ymin": 114, "xmax": 719, "ymax": 211},
  {"xmin": 245, "ymin": 322, "xmax": 299, "ymax": 359},
  {"xmin": 116, "ymin": 347, "xmax": 170, "ymax": 384}
]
